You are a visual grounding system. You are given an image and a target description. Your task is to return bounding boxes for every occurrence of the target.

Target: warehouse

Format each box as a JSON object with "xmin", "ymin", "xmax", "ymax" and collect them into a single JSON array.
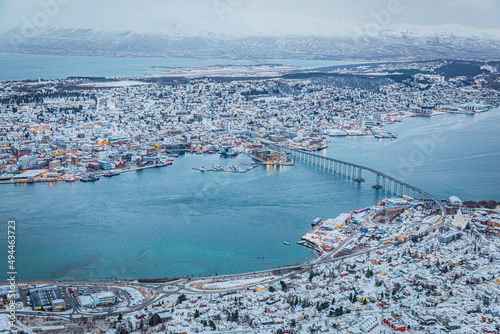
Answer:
[{"xmin": 28, "ymin": 286, "xmax": 65, "ymax": 311}]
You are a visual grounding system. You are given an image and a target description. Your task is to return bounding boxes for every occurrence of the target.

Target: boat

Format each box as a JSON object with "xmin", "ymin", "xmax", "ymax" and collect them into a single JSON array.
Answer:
[
  {"xmin": 324, "ymin": 129, "xmax": 347, "ymax": 136},
  {"xmin": 283, "ymin": 241, "xmax": 291, "ymax": 246},
  {"xmin": 80, "ymin": 174, "xmax": 100, "ymax": 182},
  {"xmin": 311, "ymin": 217, "xmax": 322, "ymax": 226},
  {"xmin": 316, "ymin": 144, "xmax": 328, "ymax": 151},
  {"xmin": 103, "ymin": 170, "xmax": 120, "ymax": 177},
  {"xmin": 220, "ymin": 147, "xmax": 241, "ymax": 157},
  {"xmin": 224, "ymin": 148, "xmax": 240, "ymax": 157},
  {"xmin": 0, "ymin": 175, "xmax": 11, "ymax": 181},
  {"xmin": 65, "ymin": 178, "xmax": 76, "ymax": 182}
]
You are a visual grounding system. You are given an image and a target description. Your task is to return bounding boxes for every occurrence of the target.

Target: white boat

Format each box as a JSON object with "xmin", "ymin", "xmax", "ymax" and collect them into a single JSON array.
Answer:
[
  {"xmin": 211, "ymin": 165, "xmax": 224, "ymax": 171},
  {"xmin": 324, "ymin": 129, "xmax": 347, "ymax": 136}
]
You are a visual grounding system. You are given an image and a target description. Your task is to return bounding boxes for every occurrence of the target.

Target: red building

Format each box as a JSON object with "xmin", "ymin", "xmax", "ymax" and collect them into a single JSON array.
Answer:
[{"xmin": 382, "ymin": 318, "xmax": 406, "ymax": 332}]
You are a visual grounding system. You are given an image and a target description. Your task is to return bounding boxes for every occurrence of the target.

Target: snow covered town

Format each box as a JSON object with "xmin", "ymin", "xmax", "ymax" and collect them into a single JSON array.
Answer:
[
  {"xmin": 0, "ymin": 60, "xmax": 499, "ymax": 182},
  {"xmin": 1, "ymin": 196, "xmax": 500, "ymax": 333},
  {"xmin": 1, "ymin": 60, "xmax": 500, "ymax": 333}
]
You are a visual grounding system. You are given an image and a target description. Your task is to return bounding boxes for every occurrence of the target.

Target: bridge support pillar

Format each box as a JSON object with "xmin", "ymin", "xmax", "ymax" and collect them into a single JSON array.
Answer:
[
  {"xmin": 372, "ymin": 174, "xmax": 383, "ymax": 189},
  {"xmin": 354, "ymin": 167, "xmax": 365, "ymax": 182}
]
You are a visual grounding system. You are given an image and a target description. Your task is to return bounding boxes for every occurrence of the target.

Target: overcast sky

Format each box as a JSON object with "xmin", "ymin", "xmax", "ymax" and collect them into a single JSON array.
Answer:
[{"xmin": 0, "ymin": 0, "xmax": 499, "ymax": 35}]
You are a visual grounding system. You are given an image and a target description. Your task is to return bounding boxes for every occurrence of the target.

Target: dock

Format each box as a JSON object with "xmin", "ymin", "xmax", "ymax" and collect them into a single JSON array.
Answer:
[
  {"xmin": 0, "ymin": 162, "xmax": 172, "ymax": 185},
  {"xmin": 192, "ymin": 163, "xmax": 262, "ymax": 173},
  {"xmin": 298, "ymin": 216, "xmax": 353, "ymax": 254}
]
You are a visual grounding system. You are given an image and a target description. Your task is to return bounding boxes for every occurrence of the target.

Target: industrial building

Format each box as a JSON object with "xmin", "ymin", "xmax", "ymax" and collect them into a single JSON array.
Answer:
[
  {"xmin": 28, "ymin": 286, "xmax": 66, "ymax": 311},
  {"xmin": 78, "ymin": 291, "xmax": 116, "ymax": 308},
  {"xmin": 96, "ymin": 291, "xmax": 116, "ymax": 305}
]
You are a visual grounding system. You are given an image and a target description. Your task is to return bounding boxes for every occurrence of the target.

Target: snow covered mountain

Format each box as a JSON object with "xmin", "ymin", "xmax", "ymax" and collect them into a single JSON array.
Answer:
[{"xmin": 1, "ymin": 18, "xmax": 499, "ymax": 61}]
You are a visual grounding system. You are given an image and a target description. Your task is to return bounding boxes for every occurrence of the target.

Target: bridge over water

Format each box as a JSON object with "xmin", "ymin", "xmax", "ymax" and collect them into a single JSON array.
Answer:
[{"xmin": 266, "ymin": 144, "xmax": 446, "ymax": 221}]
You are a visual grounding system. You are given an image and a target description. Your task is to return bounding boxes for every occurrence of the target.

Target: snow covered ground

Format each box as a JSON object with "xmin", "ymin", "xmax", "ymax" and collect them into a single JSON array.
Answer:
[
  {"xmin": 78, "ymin": 81, "xmax": 147, "ymax": 87},
  {"xmin": 191, "ymin": 276, "xmax": 273, "ymax": 290},
  {"xmin": 0, "ymin": 314, "xmax": 11, "ymax": 333}
]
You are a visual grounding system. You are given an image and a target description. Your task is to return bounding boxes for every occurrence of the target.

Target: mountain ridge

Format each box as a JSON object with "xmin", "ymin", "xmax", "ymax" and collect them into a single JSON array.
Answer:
[{"xmin": 1, "ymin": 23, "xmax": 499, "ymax": 61}]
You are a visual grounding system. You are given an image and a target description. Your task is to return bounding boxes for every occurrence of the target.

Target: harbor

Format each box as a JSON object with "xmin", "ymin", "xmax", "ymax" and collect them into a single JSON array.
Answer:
[
  {"xmin": 1, "ymin": 109, "xmax": 499, "ymax": 281},
  {"xmin": 0, "ymin": 159, "xmax": 174, "ymax": 184}
]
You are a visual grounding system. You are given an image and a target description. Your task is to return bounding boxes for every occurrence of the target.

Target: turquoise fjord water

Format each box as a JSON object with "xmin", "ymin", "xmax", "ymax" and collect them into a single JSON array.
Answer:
[
  {"xmin": 0, "ymin": 52, "xmax": 361, "ymax": 81},
  {"xmin": 0, "ymin": 110, "xmax": 499, "ymax": 281}
]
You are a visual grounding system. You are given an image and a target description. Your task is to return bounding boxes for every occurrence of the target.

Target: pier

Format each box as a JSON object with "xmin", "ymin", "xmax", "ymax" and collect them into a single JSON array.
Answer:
[
  {"xmin": 266, "ymin": 144, "xmax": 446, "ymax": 225},
  {"xmin": 192, "ymin": 163, "xmax": 262, "ymax": 173}
]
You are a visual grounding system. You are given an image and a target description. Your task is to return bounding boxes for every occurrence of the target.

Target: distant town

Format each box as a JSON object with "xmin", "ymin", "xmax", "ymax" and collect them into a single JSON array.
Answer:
[{"xmin": 0, "ymin": 60, "xmax": 498, "ymax": 182}]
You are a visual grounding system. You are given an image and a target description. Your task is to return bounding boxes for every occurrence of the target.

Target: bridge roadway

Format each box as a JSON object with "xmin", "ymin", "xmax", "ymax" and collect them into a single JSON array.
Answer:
[{"xmin": 266, "ymin": 143, "xmax": 446, "ymax": 225}]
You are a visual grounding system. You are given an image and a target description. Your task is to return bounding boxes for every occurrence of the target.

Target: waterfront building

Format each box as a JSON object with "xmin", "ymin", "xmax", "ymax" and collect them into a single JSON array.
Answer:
[{"xmin": 28, "ymin": 286, "xmax": 65, "ymax": 311}]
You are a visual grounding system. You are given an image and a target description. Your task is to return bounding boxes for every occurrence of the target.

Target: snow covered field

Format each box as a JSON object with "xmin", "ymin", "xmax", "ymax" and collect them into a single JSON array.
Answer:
[
  {"xmin": 0, "ymin": 314, "xmax": 10, "ymax": 332},
  {"xmin": 190, "ymin": 276, "xmax": 273, "ymax": 290},
  {"xmin": 77, "ymin": 80, "xmax": 147, "ymax": 87}
]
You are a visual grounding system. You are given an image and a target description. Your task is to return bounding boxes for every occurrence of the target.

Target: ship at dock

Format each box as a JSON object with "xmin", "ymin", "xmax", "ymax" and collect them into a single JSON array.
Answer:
[
  {"xmin": 219, "ymin": 146, "xmax": 241, "ymax": 157},
  {"xmin": 80, "ymin": 174, "xmax": 100, "ymax": 182},
  {"xmin": 103, "ymin": 170, "xmax": 120, "ymax": 177},
  {"xmin": 373, "ymin": 130, "xmax": 397, "ymax": 139},
  {"xmin": 0, "ymin": 174, "xmax": 12, "ymax": 181}
]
